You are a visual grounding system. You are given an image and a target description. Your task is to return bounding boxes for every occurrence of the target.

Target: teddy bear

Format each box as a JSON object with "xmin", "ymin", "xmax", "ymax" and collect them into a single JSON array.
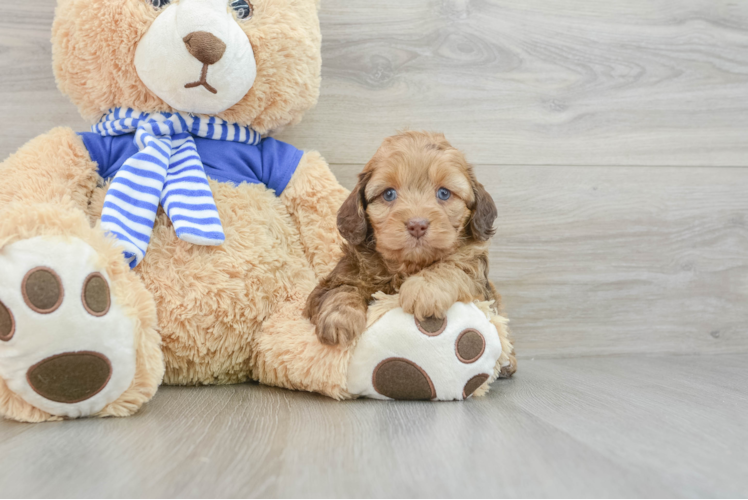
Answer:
[{"xmin": 0, "ymin": 0, "xmax": 515, "ymax": 423}]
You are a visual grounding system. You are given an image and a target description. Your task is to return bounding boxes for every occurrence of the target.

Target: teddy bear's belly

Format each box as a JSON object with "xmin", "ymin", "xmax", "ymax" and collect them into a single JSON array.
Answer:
[{"xmin": 130, "ymin": 180, "xmax": 318, "ymax": 385}]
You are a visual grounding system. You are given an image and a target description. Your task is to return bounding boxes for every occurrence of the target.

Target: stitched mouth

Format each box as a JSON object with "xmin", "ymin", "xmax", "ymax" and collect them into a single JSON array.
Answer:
[{"xmin": 185, "ymin": 63, "xmax": 218, "ymax": 94}]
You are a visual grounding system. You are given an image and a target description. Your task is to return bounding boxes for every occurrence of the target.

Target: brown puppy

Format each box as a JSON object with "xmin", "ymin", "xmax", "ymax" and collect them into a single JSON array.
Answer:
[{"xmin": 305, "ymin": 131, "xmax": 515, "ymax": 375}]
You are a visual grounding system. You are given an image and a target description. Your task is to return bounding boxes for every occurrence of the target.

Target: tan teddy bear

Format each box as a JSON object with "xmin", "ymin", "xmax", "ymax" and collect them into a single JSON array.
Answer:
[{"xmin": 0, "ymin": 0, "xmax": 514, "ymax": 423}]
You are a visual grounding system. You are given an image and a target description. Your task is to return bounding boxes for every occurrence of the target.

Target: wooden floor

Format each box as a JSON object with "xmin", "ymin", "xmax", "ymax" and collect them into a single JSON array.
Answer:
[
  {"xmin": 1, "ymin": 0, "xmax": 748, "ymax": 498},
  {"xmin": 1, "ymin": 354, "xmax": 746, "ymax": 498}
]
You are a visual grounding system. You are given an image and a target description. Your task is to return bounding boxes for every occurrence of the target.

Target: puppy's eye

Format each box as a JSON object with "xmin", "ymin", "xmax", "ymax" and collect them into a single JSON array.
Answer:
[
  {"xmin": 230, "ymin": 0, "xmax": 253, "ymax": 20},
  {"xmin": 150, "ymin": 0, "xmax": 170, "ymax": 8},
  {"xmin": 382, "ymin": 188, "xmax": 397, "ymax": 202},
  {"xmin": 437, "ymin": 187, "xmax": 451, "ymax": 201}
]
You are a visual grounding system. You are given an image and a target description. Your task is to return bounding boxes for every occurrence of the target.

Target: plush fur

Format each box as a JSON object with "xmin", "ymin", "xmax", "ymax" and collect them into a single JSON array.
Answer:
[
  {"xmin": 0, "ymin": 0, "xmax": 510, "ymax": 421},
  {"xmin": 0, "ymin": 0, "xmax": 346, "ymax": 421},
  {"xmin": 305, "ymin": 131, "xmax": 516, "ymax": 377},
  {"xmin": 82, "ymin": 136, "xmax": 350, "ymax": 394},
  {"xmin": 358, "ymin": 293, "xmax": 513, "ymax": 397},
  {"xmin": 52, "ymin": 0, "xmax": 321, "ymax": 133},
  {"xmin": 0, "ymin": 201, "xmax": 163, "ymax": 422}
]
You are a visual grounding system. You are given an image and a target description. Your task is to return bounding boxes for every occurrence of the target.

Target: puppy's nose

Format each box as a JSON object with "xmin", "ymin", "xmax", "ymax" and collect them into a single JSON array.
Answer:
[
  {"xmin": 407, "ymin": 218, "xmax": 430, "ymax": 239},
  {"xmin": 183, "ymin": 31, "xmax": 226, "ymax": 65}
]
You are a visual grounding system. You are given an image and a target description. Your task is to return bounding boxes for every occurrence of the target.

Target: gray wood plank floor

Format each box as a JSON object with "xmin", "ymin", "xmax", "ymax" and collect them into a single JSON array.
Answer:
[{"xmin": 0, "ymin": 353, "xmax": 746, "ymax": 498}]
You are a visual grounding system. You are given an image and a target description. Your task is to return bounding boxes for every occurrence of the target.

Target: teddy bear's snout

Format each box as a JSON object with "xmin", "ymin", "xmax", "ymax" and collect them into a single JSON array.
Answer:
[{"xmin": 183, "ymin": 31, "xmax": 227, "ymax": 66}]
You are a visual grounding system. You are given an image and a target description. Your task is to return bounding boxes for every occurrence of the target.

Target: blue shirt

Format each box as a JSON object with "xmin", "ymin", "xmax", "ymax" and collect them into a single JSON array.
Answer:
[{"xmin": 79, "ymin": 132, "xmax": 303, "ymax": 195}]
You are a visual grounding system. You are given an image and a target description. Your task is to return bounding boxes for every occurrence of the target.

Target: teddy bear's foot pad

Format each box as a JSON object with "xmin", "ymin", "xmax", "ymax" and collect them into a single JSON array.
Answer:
[
  {"xmin": 348, "ymin": 302, "xmax": 502, "ymax": 401},
  {"xmin": 0, "ymin": 237, "xmax": 136, "ymax": 418}
]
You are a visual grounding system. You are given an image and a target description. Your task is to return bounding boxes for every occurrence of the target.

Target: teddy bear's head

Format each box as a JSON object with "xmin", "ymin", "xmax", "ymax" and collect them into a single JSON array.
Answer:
[{"xmin": 52, "ymin": 0, "xmax": 321, "ymax": 134}]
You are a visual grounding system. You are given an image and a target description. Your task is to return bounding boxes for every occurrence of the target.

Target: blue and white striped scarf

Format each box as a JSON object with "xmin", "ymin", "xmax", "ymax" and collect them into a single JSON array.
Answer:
[{"xmin": 93, "ymin": 108, "xmax": 261, "ymax": 268}]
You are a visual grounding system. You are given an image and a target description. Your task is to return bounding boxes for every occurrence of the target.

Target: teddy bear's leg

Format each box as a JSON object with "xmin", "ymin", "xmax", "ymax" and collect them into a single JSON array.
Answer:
[
  {"xmin": 252, "ymin": 296, "xmax": 353, "ymax": 399},
  {"xmin": 468, "ymin": 303, "xmax": 516, "ymax": 398},
  {"xmin": 0, "ymin": 128, "xmax": 101, "ymax": 215},
  {"xmin": 279, "ymin": 151, "xmax": 349, "ymax": 278},
  {"xmin": 496, "ymin": 323, "xmax": 518, "ymax": 378},
  {"xmin": 345, "ymin": 295, "xmax": 508, "ymax": 401},
  {"xmin": 253, "ymin": 297, "xmax": 510, "ymax": 401},
  {"xmin": 0, "ymin": 129, "xmax": 163, "ymax": 422},
  {"xmin": 262, "ymin": 151, "xmax": 371, "ymax": 398}
]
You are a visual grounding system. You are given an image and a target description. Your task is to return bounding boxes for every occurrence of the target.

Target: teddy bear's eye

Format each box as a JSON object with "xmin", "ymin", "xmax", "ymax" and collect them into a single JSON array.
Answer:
[
  {"xmin": 230, "ymin": 0, "xmax": 253, "ymax": 20},
  {"xmin": 150, "ymin": 0, "xmax": 171, "ymax": 8}
]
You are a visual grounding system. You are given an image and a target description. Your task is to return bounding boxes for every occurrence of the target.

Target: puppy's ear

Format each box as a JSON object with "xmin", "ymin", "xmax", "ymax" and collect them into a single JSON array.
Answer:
[
  {"xmin": 337, "ymin": 171, "xmax": 371, "ymax": 246},
  {"xmin": 469, "ymin": 181, "xmax": 497, "ymax": 241}
]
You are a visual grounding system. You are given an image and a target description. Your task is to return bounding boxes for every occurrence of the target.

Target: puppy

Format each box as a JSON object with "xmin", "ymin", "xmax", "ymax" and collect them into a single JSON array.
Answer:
[{"xmin": 305, "ymin": 131, "xmax": 516, "ymax": 376}]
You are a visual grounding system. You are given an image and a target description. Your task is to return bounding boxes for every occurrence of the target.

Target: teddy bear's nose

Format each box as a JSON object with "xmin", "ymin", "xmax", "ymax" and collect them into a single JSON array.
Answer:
[{"xmin": 183, "ymin": 31, "xmax": 226, "ymax": 66}]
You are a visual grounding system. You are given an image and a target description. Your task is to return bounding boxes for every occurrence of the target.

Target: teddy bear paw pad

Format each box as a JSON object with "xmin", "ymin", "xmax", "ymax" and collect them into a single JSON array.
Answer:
[
  {"xmin": 0, "ymin": 237, "xmax": 136, "ymax": 418},
  {"xmin": 347, "ymin": 302, "xmax": 502, "ymax": 401}
]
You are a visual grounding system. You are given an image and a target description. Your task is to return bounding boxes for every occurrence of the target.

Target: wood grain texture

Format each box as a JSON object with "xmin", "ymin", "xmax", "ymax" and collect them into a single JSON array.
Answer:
[
  {"xmin": 333, "ymin": 164, "xmax": 748, "ymax": 358},
  {"xmin": 276, "ymin": 0, "xmax": 748, "ymax": 166},
  {"xmin": 0, "ymin": 0, "xmax": 746, "ymax": 358},
  {"xmin": 0, "ymin": 2, "xmax": 88, "ymax": 158},
  {"xmin": 0, "ymin": 354, "xmax": 746, "ymax": 498},
  {"xmin": 1, "ymin": 1, "xmax": 748, "ymax": 166},
  {"xmin": 1, "ymin": 4, "xmax": 747, "ymax": 498}
]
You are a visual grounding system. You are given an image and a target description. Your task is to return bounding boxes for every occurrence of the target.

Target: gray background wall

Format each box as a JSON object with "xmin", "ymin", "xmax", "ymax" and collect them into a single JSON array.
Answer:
[{"xmin": 1, "ymin": 0, "xmax": 747, "ymax": 358}]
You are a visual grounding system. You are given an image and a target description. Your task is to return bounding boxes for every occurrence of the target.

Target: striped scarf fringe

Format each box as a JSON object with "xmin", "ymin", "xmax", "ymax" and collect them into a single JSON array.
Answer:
[{"xmin": 94, "ymin": 108, "xmax": 261, "ymax": 268}]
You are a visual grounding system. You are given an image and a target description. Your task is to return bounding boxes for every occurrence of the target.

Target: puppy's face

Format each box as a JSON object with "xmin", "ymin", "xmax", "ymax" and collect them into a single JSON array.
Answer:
[
  {"xmin": 338, "ymin": 132, "xmax": 497, "ymax": 269},
  {"xmin": 365, "ymin": 141, "xmax": 473, "ymax": 266}
]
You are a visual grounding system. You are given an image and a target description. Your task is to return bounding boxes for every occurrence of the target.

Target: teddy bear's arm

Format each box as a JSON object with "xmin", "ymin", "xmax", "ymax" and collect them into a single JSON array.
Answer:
[
  {"xmin": 0, "ymin": 128, "xmax": 100, "ymax": 215},
  {"xmin": 279, "ymin": 150, "xmax": 349, "ymax": 278}
]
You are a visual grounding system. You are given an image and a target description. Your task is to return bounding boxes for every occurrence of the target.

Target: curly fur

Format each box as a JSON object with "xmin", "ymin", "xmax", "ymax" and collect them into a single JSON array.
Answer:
[{"xmin": 305, "ymin": 131, "xmax": 517, "ymax": 377}]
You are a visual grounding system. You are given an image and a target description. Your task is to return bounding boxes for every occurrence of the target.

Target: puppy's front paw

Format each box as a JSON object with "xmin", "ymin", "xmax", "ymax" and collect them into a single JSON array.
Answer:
[
  {"xmin": 315, "ymin": 303, "xmax": 367, "ymax": 346},
  {"xmin": 399, "ymin": 276, "xmax": 456, "ymax": 321}
]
